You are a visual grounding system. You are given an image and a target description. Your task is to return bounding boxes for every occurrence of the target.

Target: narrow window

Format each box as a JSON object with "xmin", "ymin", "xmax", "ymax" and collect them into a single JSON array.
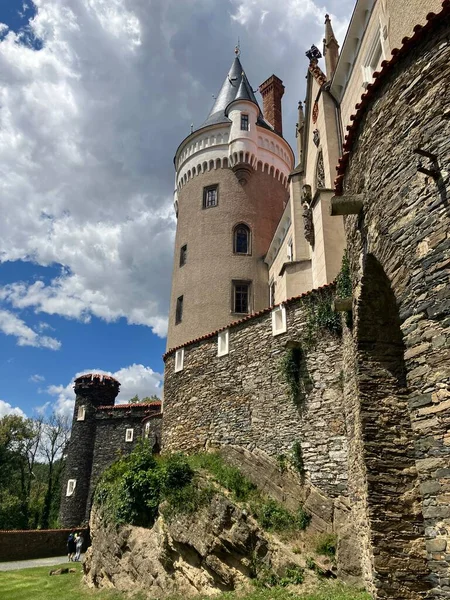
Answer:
[
  {"xmin": 144, "ymin": 421, "xmax": 150, "ymax": 439},
  {"xmin": 217, "ymin": 330, "xmax": 229, "ymax": 357},
  {"xmin": 233, "ymin": 224, "xmax": 251, "ymax": 255},
  {"xmin": 269, "ymin": 280, "xmax": 276, "ymax": 307},
  {"xmin": 179, "ymin": 244, "xmax": 187, "ymax": 267},
  {"xmin": 125, "ymin": 428, "xmax": 134, "ymax": 442},
  {"xmin": 241, "ymin": 114, "xmax": 249, "ymax": 131},
  {"xmin": 233, "ymin": 281, "xmax": 250, "ymax": 314},
  {"xmin": 287, "ymin": 238, "xmax": 293, "ymax": 261},
  {"xmin": 77, "ymin": 405, "xmax": 85, "ymax": 421},
  {"xmin": 175, "ymin": 348, "xmax": 185, "ymax": 372},
  {"xmin": 203, "ymin": 185, "xmax": 218, "ymax": 208},
  {"xmin": 272, "ymin": 305, "xmax": 287, "ymax": 336},
  {"xmin": 66, "ymin": 479, "xmax": 76, "ymax": 497},
  {"xmin": 175, "ymin": 295, "xmax": 183, "ymax": 324}
]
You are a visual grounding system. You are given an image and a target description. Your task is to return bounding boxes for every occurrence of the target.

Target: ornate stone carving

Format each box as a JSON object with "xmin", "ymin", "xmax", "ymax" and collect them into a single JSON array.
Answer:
[
  {"xmin": 313, "ymin": 129, "xmax": 320, "ymax": 147},
  {"xmin": 302, "ymin": 184, "xmax": 314, "ymax": 246},
  {"xmin": 312, "ymin": 102, "xmax": 319, "ymax": 124},
  {"xmin": 316, "ymin": 150, "xmax": 325, "ymax": 189}
]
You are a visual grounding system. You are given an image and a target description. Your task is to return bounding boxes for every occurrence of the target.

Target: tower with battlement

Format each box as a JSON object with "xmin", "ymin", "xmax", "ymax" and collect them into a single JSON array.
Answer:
[
  {"xmin": 167, "ymin": 52, "xmax": 294, "ymax": 350},
  {"xmin": 59, "ymin": 373, "xmax": 162, "ymax": 527}
]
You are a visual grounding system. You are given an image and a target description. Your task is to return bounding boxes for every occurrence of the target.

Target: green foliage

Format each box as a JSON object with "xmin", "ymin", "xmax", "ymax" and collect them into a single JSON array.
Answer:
[
  {"xmin": 303, "ymin": 289, "xmax": 342, "ymax": 349},
  {"xmin": 290, "ymin": 441, "xmax": 305, "ymax": 477},
  {"xmin": 255, "ymin": 565, "xmax": 305, "ymax": 588},
  {"xmin": 279, "ymin": 348, "xmax": 301, "ymax": 404},
  {"xmin": 255, "ymin": 499, "xmax": 296, "ymax": 532},
  {"xmin": 315, "ymin": 533, "xmax": 338, "ymax": 558},
  {"xmin": 276, "ymin": 454, "xmax": 287, "ymax": 474},
  {"xmin": 336, "ymin": 250, "xmax": 352, "ymax": 299},
  {"xmin": 188, "ymin": 452, "xmax": 257, "ymax": 501},
  {"xmin": 128, "ymin": 394, "xmax": 160, "ymax": 404},
  {"xmin": 296, "ymin": 506, "xmax": 312, "ymax": 531},
  {"xmin": 306, "ymin": 556, "xmax": 316, "ymax": 570},
  {"xmin": 95, "ymin": 444, "xmax": 195, "ymax": 527},
  {"xmin": 0, "ymin": 562, "xmax": 372, "ymax": 600}
]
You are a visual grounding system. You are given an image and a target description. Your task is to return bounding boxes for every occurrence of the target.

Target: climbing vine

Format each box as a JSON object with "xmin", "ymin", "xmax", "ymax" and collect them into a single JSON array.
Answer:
[{"xmin": 336, "ymin": 250, "xmax": 352, "ymax": 298}]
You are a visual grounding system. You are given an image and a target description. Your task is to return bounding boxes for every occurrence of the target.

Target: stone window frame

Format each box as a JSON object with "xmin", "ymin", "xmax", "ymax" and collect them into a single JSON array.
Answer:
[
  {"xmin": 203, "ymin": 184, "xmax": 218, "ymax": 209},
  {"xmin": 233, "ymin": 223, "xmax": 251, "ymax": 255},
  {"xmin": 217, "ymin": 329, "xmax": 229, "ymax": 357},
  {"xmin": 125, "ymin": 428, "xmax": 134, "ymax": 442},
  {"xmin": 269, "ymin": 279, "xmax": 276, "ymax": 307},
  {"xmin": 232, "ymin": 280, "xmax": 251, "ymax": 314},
  {"xmin": 77, "ymin": 405, "xmax": 85, "ymax": 421},
  {"xmin": 175, "ymin": 348, "xmax": 185, "ymax": 373},
  {"xmin": 66, "ymin": 479, "xmax": 76, "ymax": 497},
  {"xmin": 179, "ymin": 244, "xmax": 187, "ymax": 267},
  {"xmin": 240, "ymin": 113, "xmax": 249, "ymax": 131},
  {"xmin": 361, "ymin": 25, "xmax": 387, "ymax": 87},
  {"xmin": 175, "ymin": 295, "xmax": 183, "ymax": 324},
  {"xmin": 271, "ymin": 304, "xmax": 287, "ymax": 336}
]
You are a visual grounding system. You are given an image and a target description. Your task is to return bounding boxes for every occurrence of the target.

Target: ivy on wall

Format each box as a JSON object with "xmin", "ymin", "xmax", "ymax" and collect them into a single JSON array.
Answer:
[{"xmin": 336, "ymin": 250, "xmax": 352, "ymax": 299}]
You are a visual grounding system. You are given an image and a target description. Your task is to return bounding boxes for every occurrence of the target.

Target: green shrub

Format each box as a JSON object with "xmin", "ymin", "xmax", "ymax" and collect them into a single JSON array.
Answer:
[
  {"xmin": 94, "ymin": 443, "xmax": 195, "ymax": 527},
  {"xmin": 253, "ymin": 499, "xmax": 297, "ymax": 532},
  {"xmin": 296, "ymin": 506, "xmax": 311, "ymax": 530},
  {"xmin": 255, "ymin": 565, "xmax": 305, "ymax": 588},
  {"xmin": 315, "ymin": 533, "xmax": 337, "ymax": 558},
  {"xmin": 188, "ymin": 452, "xmax": 256, "ymax": 501},
  {"xmin": 162, "ymin": 483, "xmax": 215, "ymax": 521},
  {"xmin": 290, "ymin": 441, "xmax": 305, "ymax": 477},
  {"xmin": 336, "ymin": 250, "xmax": 352, "ymax": 299}
]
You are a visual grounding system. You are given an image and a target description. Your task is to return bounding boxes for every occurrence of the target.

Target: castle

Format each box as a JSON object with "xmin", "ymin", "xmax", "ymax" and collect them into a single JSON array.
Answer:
[{"xmin": 61, "ymin": 1, "xmax": 450, "ymax": 598}]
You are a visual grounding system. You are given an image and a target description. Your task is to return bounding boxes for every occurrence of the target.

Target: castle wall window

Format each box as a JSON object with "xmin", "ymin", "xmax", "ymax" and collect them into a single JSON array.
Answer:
[
  {"xmin": 66, "ymin": 479, "xmax": 76, "ymax": 497},
  {"xmin": 269, "ymin": 280, "xmax": 276, "ymax": 307},
  {"xmin": 362, "ymin": 30, "xmax": 385, "ymax": 87},
  {"xmin": 179, "ymin": 244, "xmax": 187, "ymax": 267},
  {"xmin": 175, "ymin": 295, "xmax": 183, "ymax": 324},
  {"xmin": 217, "ymin": 330, "xmax": 229, "ymax": 357},
  {"xmin": 287, "ymin": 238, "xmax": 293, "ymax": 261},
  {"xmin": 125, "ymin": 428, "xmax": 134, "ymax": 442},
  {"xmin": 233, "ymin": 224, "xmax": 251, "ymax": 255},
  {"xmin": 144, "ymin": 421, "xmax": 151, "ymax": 439},
  {"xmin": 203, "ymin": 185, "xmax": 218, "ymax": 208},
  {"xmin": 272, "ymin": 305, "xmax": 287, "ymax": 336},
  {"xmin": 175, "ymin": 348, "xmax": 184, "ymax": 372},
  {"xmin": 241, "ymin": 114, "xmax": 249, "ymax": 131},
  {"xmin": 77, "ymin": 405, "xmax": 85, "ymax": 421},
  {"xmin": 233, "ymin": 281, "xmax": 250, "ymax": 314}
]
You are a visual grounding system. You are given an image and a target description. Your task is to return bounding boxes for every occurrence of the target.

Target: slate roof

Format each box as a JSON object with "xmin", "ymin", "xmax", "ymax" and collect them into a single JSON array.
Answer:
[{"xmin": 200, "ymin": 56, "xmax": 272, "ymax": 131}]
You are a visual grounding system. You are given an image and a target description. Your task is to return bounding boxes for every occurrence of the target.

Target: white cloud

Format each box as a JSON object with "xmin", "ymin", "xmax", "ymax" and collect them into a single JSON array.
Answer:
[
  {"xmin": 0, "ymin": 0, "xmax": 354, "ymax": 344},
  {"xmin": 48, "ymin": 363, "xmax": 163, "ymax": 419},
  {"xmin": 0, "ymin": 399, "xmax": 26, "ymax": 418},
  {"xmin": 30, "ymin": 373, "xmax": 45, "ymax": 382},
  {"xmin": 0, "ymin": 309, "xmax": 61, "ymax": 349}
]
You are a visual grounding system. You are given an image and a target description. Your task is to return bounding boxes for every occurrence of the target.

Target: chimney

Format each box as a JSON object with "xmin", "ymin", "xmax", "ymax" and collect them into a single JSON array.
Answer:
[
  {"xmin": 323, "ymin": 14, "xmax": 339, "ymax": 79},
  {"xmin": 259, "ymin": 74, "xmax": 285, "ymax": 136}
]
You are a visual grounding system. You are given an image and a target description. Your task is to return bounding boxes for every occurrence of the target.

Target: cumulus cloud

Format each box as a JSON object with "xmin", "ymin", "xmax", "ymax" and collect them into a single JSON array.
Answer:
[
  {"xmin": 0, "ymin": 309, "xmax": 61, "ymax": 349},
  {"xmin": 0, "ymin": 399, "xmax": 26, "ymax": 418},
  {"xmin": 0, "ymin": 0, "xmax": 353, "ymax": 343},
  {"xmin": 48, "ymin": 363, "xmax": 163, "ymax": 419}
]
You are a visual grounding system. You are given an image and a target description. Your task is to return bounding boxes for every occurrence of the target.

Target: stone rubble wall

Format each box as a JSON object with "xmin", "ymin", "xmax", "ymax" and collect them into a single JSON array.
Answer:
[
  {"xmin": 163, "ymin": 292, "xmax": 348, "ymax": 499},
  {"xmin": 343, "ymin": 14, "xmax": 450, "ymax": 599}
]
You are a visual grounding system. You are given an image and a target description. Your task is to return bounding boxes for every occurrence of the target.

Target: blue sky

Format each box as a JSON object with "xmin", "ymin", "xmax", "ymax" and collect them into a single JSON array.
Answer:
[{"xmin": 0, "ymin": 0, "xmax": 354, "ymax": 419}]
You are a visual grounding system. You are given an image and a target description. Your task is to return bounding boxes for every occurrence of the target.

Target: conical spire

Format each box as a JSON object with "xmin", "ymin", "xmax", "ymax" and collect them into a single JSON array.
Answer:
[
  {"xmin": 323, "ymin": 14, "xmax": 339, "ymax": 78},
  {"xmin": 200, "ymin": 56, "xmax": 265, "ymax": 129}
]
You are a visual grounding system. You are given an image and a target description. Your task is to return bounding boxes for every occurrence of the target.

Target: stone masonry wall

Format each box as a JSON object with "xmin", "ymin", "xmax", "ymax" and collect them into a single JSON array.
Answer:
[
  {"xmin": 164, "ymin": 289, "xmax": 348, "ymax": 498},
  {"xmin": 341, "ymin": 13, "xmax": 450, "ymax": 599},
  {"xmin": 86, "ymin": 409, "xmax": 162, "ymax": 520}
]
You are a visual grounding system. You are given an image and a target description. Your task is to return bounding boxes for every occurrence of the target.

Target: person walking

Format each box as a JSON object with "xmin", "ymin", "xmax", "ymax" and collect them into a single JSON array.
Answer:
[
  {"xmin": 75, "ymin": 532, "xmax": 84, "ymax": 561},
  {"xmin": 67, "ymin": 531, "xmax": 76, "ymax": 561}
]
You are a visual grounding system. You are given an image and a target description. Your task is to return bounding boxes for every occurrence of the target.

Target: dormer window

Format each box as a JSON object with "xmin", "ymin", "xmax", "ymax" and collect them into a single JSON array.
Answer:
[{"xmin": 241, "ymin": 114, "xmax": 249, "ymax": 131}]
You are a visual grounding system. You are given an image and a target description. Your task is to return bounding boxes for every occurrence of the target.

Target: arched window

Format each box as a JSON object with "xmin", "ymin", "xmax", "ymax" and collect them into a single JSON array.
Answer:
[{"xmin": 233, "ymin": 224, "xmax": 251, "ymax": 255}]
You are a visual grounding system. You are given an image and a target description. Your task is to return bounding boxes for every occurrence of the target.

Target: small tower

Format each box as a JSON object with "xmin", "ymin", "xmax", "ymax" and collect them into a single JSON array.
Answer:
[
  {"xmin": 167, "ymin": 52, "xmax": 294, "ymax": 349},
  {"xmin": 323, "ymin": 14, "xmax": 339, "ymax": 79},
  {"xmin": 59, "ymin": 373, "xmax": 120, "ymax": 527}
]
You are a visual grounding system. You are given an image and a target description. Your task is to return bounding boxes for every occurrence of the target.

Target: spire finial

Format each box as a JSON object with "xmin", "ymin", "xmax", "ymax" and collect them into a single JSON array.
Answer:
[{"xmin": 235, "ymin": 38, "xmax": 240, "ymax": 56}]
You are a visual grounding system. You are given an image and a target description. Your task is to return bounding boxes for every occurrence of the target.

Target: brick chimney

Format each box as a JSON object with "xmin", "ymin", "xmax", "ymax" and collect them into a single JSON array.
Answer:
[{"xmin": 259, "ymin": 74, "xmax": 285, "ymax": 136}]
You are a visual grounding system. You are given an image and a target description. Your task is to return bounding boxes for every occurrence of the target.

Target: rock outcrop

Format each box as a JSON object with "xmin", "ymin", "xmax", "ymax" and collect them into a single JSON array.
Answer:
[{"xmin": 84, "ymin": 493, "xmax": 306, "ymax": 597}]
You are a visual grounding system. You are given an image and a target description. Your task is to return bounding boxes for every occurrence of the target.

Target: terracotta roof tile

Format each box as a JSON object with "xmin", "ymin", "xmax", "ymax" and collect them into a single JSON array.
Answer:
[
  {"xmin": 163, "ymin": 282, "xmax": 335, "ymax": 360},
  {"xmin": 97, "ymin": 402, "xmax": 161, "ymax": 410}
]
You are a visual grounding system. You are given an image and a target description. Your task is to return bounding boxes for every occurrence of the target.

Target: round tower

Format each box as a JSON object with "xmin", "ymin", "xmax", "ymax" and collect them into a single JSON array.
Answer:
[
  {"xmin": 59, "ymin": 373, "xmax": 120, "ymax": 528},
  {"xmin": 167, "ymin": 53, "xmax": 294, "ymax": 349}
]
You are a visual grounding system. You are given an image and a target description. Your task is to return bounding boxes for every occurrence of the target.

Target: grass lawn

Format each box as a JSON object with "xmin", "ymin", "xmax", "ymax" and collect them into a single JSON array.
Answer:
[{"xmin": 0, "ymin": 562, "xmax": 371, "ymax": 600}]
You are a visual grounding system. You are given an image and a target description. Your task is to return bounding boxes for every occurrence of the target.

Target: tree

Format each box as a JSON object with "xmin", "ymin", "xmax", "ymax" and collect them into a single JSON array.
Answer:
[{"xmin": 39, "ymin": 412, "xmax": 70, "ymax": 529}]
